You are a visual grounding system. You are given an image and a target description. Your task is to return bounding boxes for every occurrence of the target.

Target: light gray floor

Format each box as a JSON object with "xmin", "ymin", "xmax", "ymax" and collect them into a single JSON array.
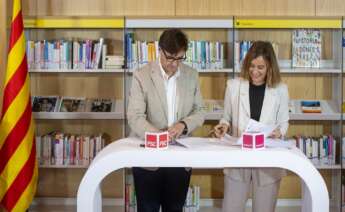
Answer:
[{"xmin": 29, "ymin": 205, "xmax": 301, "ymax": 212}]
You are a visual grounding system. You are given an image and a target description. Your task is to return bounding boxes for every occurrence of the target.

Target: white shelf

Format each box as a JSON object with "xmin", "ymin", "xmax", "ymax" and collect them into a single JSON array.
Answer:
[
  {"xmin": 34, "ymin": 100, "xmax": 125, "ymax": 120},
  {"xmin": 39, "ymin": 165, "xmax": 88, "ymax": 168},
  {"xmin": 127, "ymin": 68, "xmax": 232, "ymax": 73},
  {"xmin": 315, "ymin": 164, "xmax": 341, "ymax": 170},
  {"xmin": 29, "ymin": 69, "xmax": 125, "ymax": 73},
  {"xmin": 280, "ymin": 68, "xmax": 341, "ymax": 74},
  {"xmin": 197, "ymin": 68, "xmax": 233, "ymax": 73},
  {"xmin": 204, "ymin": 99, "xmax": 340, "ymax": 121},
  {"xmin": 290, "ymin": 100, "xmax": 341, "ymax": 121},
  {"xmin": 234, "ymin": 68, "xmax": 341, "ymax": 74},
  {"xmin": 126, "ymin": 18, "xmax": 233, "ymax": 29},
  {"xmin": 205, "ymin": 111, "xmax": 223, "ymax": 120},
  {"xmin": 33, "ymin": 112, "xmax": 124, "ymax": 119}
]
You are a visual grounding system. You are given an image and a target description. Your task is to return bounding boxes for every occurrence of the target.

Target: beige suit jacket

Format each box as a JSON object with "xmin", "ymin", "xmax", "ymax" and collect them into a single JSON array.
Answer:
[
  {"xmin": 220, "ymin": 78, "xmax": 290, "ymax": 186},
  {"xmin": 127, "ymin": 60, "xmax": 206, "ymax": 171}
]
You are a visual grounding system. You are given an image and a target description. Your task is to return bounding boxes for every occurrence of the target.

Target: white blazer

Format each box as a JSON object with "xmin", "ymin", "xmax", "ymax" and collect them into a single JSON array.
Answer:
[{"xmin": 220, "ymin": 78, "xmax": 290, "ymax": 186}]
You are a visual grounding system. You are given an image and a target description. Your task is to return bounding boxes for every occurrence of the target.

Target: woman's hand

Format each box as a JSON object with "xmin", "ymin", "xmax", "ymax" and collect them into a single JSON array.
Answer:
[
  {"xmin": 211, "ymin": 123, "xmax": 229, "ymax": 138},
  {"xmin": 269, "ymin": 128, "xmax": 282, "ymax": 139}
]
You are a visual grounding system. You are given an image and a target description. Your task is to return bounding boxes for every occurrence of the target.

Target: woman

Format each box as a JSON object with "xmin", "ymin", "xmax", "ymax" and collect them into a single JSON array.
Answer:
[{"xmin": 213, "ymin": 41, "xmax": 289, "ymax": 212}]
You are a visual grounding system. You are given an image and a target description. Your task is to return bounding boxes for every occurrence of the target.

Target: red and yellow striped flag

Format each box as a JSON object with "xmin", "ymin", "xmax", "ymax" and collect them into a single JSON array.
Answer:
[{"xmin": 0, "ymin": 0, "xmax": 38, "ymax": 211}]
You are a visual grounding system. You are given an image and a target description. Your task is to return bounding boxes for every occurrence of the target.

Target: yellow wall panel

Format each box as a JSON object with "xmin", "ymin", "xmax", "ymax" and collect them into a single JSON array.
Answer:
[
  {"xmin": 36, "ymin": 169, "xmax": 124, "ymax": 198},
  {"xmin": 175, "ymin": 0, "xmax": 240, "ymax": 16},
  {"xmin": 104, "ymin": 0, "xmax": 125, "ymax": 16},
  {"xmin": 124, "ymin": 0, "xmax": 175, "ymax": 16},
  {"xmin": 22, "ymin": 0, "xmax": 37, "ymax": 16},
  {"xmin": 26, "ymin": 0, "xmax": 125, "ymax": 16},
  {"xmin": 240, "ymin": 0, "xmax": 315, "ymax": 16},
  {"xmin": 316, "ymin": 0, "xmax": 345, "ymax": 16},
  {"xmin": 190, "ymin": 170, "xmax": 333, "ymax": 199}
]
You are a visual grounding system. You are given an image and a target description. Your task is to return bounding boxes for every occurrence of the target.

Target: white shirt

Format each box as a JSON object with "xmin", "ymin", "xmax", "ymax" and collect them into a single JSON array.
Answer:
[{"xmin": 159, "ymin": 59, "xmax": 180, "ymax": 127}]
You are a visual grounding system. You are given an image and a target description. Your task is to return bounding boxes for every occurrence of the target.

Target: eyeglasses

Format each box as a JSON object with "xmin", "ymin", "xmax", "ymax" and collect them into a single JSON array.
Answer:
[{"xmin": 161, "ymin": 49, "xmax": 186, "ymax": 62}]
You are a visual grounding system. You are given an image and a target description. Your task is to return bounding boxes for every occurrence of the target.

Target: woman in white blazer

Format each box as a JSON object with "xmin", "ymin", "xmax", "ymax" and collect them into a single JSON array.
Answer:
[{"xmin": 213, "ymin": 41, "xmax": 289, "ymax": 212}]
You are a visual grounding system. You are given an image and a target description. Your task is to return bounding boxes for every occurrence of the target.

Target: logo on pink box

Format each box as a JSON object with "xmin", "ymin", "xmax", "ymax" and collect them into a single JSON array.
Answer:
[
  {"xmin": 145, "ymin": 132, "xmax": 169, "ymax": 149},
  {"xmin": 242, "ymin": 131, "xmax": 265, "ymax": 149}
]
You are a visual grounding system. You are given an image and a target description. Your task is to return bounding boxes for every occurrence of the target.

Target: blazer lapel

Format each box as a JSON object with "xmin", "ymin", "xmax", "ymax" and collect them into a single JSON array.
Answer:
[
  {"xmin": 150, "ymin": 61, "xmax": 168, "ymax": 122},
  {"xmin": 259, "ymin": 86, "xmax": 277, "ymax": 123},
  {"xmin": 239, "ymin": 80, "xmax": 250, "ymax": 118},
  {"xmin": 176, "ymin": 69, "xmax": 186, "ymax": 120}
]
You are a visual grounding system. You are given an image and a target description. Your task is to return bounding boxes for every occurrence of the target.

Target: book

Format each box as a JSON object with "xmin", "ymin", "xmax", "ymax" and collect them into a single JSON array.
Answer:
[
  {"xmin": 288, "ymin": 100, "xmax": 296, "ymax": 113},
  {"xmin": 59, "ymin": 97, "xmax": 86, "ymax": 112},
  {"xmin": 32, "ymin": 96, "xmax": 59, "ymax": 112},
  {"xmin": 86, "ymin": 98, "xmax": 115, "ymax": 112},
  {"xmin": 203, "ymin": 99, "xmax": 224, "ymax": 112},
  {"xmin": 292, "ymin": 29, "xmax": 321, "ymax": 68},
  {"xmin": 301, "ymin": 100, "xmax": 321, "ymax": 113}
]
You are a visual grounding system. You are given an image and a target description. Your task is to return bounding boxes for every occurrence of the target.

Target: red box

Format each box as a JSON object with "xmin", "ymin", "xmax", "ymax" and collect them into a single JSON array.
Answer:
[
  {"xmin": 242, "ymin": 132, "xmax": 265, "ymax": 149},
  {"xmin": 145, "ymin": 132, "xmax": 169, "ymax": 149}
]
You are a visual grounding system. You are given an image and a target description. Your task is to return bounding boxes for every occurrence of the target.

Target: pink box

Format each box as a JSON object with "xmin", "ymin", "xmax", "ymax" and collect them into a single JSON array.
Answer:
[
  {"xmin": 242, "ymin": 131, "xmax": 265, "ymax": 149},
  {"xmin": 145, "ymin": 132, "xmax": 169, "ymax": 149}
]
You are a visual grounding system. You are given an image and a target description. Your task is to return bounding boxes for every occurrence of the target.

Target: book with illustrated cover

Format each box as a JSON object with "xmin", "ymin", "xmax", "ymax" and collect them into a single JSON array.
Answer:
[
  {"xmin": 32, "ymin": 96, "xmax": 59, "ymax": 112},
  {"xmin": 301, "ymin": 100, "xmax": 321, "ymax": 113},
  {"xmin": 59, "ymin": 97, "xmax": 86, "ymax": 112},
  {"xmin": 86, "ymin": 98, "xmax": 115, "ymax": 112},
  {"xmin": 292, "ymin": 29, "xmax": 321, "ymax": 68}
]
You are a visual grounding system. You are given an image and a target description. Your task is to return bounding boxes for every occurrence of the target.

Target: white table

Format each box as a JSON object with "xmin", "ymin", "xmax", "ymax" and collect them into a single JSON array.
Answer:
[{"xmin": 77, "ymin": 137, "xmax": 329, "ymax": 212}]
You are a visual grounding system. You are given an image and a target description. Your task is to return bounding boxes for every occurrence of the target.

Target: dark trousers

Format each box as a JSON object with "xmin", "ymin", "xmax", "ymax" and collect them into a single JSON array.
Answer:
[{"xmin": 132, "ymin": 167, "xmax": 191, "ymax": 212}]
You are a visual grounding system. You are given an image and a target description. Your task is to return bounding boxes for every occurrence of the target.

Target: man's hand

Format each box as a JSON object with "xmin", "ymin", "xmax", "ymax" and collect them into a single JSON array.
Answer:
[
  {"xmin": 168, "ymin": 122, "xmax": 186, "ymax": 140},
  {"xmin": 211, "ymin": 123, "xmax": 229, "ymax": 138}
]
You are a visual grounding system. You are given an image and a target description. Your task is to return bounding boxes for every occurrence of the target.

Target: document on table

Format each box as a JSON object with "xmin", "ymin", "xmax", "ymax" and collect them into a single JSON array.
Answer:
[
  {"xmin": 244, "ymin": 119, "xmax": 277, "ymax": 138},
  {"xmin": 175, "ymin": 137, "xmax": 237, "ymax": 149}
]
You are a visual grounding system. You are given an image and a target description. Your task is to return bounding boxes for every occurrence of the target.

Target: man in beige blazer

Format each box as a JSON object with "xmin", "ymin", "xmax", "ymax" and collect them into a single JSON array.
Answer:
[{"xmin": 127, "ymin": 29, "xmax": 205, "ymax": 212}]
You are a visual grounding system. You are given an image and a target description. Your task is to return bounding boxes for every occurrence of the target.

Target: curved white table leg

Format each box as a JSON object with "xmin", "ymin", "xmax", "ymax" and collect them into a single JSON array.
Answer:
[
  {"xmin": 301, "ymin": 179, "xmax": 312, "ymax": 212},
  {"xmin": 94, "ymin": 185, "xmax": 102, "ymax": 212}
]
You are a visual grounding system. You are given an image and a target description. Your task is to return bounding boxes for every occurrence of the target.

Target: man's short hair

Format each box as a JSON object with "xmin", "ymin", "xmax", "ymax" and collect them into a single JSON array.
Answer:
[{"xmin": 159, "ymin": 28, "xmax": 188, "ymax": 54}]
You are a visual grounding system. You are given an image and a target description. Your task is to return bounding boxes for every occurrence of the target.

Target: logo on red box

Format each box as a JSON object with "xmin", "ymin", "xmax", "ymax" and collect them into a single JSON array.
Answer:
[
  {"xmin": 145, "ymin": 132, "xmax": 169, "ymax": 149},
  {"xmin": 242, "ymin": 132, "xmax": 265, "ymax": 150}
]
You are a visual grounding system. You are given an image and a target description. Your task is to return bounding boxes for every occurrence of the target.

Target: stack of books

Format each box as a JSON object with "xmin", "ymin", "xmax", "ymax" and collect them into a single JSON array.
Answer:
[
  {"xmin": 36, "ymin": 132, "xmax": 105, "ymax": 166},
  {"xmin": 27, "ymin": 38, "xmax": 106, "ymax": 70},
  {"xmin": 103, "ymin": 55, "xmax": 124, "ymax": 69},
  {"xmin": 300, "ymin": 100, "xmax": 321, "ymax": 113},
  {"xmin": 294, "ymin": 135, "xmax": 337, "ymax": 166}
]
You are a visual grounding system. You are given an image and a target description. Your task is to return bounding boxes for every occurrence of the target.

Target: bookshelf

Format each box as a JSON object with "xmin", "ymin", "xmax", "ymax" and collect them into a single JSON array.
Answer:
[
  {"xmin": 29, "ymin": 68, "xmax": 125, "ymax": 73},
  {"xmin": 12, "ymin": 14, "xmax": 344, "ymax": 211},
  {"xmin": 24, "ymin": 16, "xmax": 126, "ymax": 199}
]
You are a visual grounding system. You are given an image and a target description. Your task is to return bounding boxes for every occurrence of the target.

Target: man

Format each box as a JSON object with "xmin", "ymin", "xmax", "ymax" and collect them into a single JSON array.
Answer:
[{"xmin": 127, "ymin": 29, "xmax": 205, "ymax": 212}]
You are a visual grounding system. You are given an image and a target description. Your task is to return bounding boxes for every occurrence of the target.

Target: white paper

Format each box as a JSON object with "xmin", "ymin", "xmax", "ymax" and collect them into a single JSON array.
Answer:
[
  {"xmin": 175, "ymin": 137, "xmax": 214, "ymax": 148},
  {"xmin": 232, "ymin": 119, "xmax": 294, "ymax": 148},
  {"xmin": 244, "ymin": 119, "xmax": 277, "ymax": 138},
  {"xmin": 176, "ymin": 137, "xmax": 238, "ymax": 149},
  {"xmin": 265, "ymin": 138, "xmax": 295, "ymax": 149}
]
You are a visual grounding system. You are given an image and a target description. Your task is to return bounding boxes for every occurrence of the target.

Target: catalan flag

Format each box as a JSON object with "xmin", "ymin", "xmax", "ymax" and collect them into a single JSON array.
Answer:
[{"xmin": 0, "ymin": 0, "xmax": 38, "ymax": 211}]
